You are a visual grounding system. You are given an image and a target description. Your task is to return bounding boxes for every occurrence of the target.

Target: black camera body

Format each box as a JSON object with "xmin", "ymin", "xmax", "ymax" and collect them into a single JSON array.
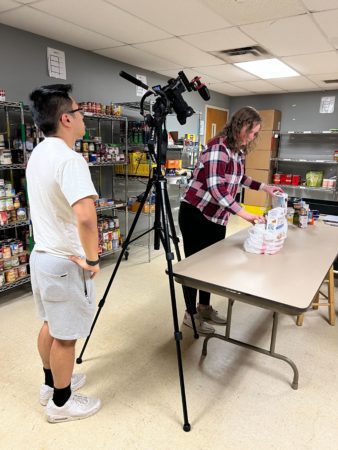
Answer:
[{"xmin": 154, "ymin": 74, "xmax": 195, "ymax": 125}]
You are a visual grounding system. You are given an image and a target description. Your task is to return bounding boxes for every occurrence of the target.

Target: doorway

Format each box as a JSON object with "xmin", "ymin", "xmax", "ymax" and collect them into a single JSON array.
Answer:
[{"xmin": 204, "ymin": 106, "xmax": 228, "ymax": 145}]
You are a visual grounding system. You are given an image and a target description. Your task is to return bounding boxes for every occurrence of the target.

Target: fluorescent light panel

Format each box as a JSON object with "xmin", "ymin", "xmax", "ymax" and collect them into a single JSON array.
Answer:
[{"xmin": 234, "ymin": 58, "xmax": 300, "ymax": 79}]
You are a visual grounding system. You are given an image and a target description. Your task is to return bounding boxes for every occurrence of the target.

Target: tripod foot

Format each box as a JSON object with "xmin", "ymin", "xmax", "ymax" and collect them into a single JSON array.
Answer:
[
  {"xmin": 194, "ymin": 333, "xmax": 199, "ymax": 339},
  {"xmin": 183, "ymin": 423, "xmax": 191, "ymax": 432},
  {"xmin": 76, "ymin": 357, "xmax": 83, "ymax": 364}
]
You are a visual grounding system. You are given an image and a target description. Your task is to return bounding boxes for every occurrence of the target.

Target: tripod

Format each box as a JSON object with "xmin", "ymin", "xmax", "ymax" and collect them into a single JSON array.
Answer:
[{"xmin": 76, "ymin": 93, "xmax": 198, "ymax": 432}]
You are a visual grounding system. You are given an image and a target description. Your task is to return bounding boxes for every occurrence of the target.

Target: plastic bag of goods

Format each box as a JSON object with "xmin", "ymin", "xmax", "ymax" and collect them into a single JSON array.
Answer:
[{"xmin": 244, "ymin": 207, "xmax": 287, "ymax": 255}]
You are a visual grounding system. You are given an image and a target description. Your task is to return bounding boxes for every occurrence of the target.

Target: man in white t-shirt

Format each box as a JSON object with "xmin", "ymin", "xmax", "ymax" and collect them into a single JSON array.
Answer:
[{"xmin": 27, "ymin": 84, "xmax": 101, "ymax": 422}]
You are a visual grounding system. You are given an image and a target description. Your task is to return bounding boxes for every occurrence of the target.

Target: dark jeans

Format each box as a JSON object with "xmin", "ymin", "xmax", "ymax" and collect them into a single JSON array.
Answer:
[{"xmin": 178, "ymin": 201, "xmax": 226, "ymax": 314}]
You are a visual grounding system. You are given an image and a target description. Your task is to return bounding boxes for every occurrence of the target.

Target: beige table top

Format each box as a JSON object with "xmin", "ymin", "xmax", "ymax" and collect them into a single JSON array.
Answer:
[{"xmin": 173, "ymin": 223, "xmax": 338, "ymax": 315}]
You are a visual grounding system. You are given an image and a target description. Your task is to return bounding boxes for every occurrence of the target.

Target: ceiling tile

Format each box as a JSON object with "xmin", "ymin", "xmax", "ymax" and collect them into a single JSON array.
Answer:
[
  {"xmin": 0, "ymin": 6, "xmax": 123, "ymax": 50},
  {"xmin": 13, "ymin": 0, "xmax": 42, "ymax": 3},
  {"xmin": 0, "ymin": 0, "xmax": 19, "ymax": 13},
  {"xmin": 308, "ymin": 73, "xmax": 338, "ymax": 89},
  {"xmin": 313, "ymin": 9, "xmax": 338, "ymax": 48},
  {"xmin": 268, "ymin": 76, "xmax": 319, "ymax": 91},
  {"xmin": 105, "ymin": 0, "xmax": 231, "ymax": 35},
  {"xmin": 241, "ymin": 14, "xmax": 333, "ymax": 56},
  {"xmin": 231, "ymin": 79, "xmax": 285, "ymax": 93},
  {"xmin": 155, "ymin": 69, "xmax": 220, "ymax": 84},
  {"xmin": 302, "ymin": 0, "xmax": 338, "ymax": 12},
  {"xmin": 193, "ymin": 64, "xmax": 258, "ymax": 82},
  {"xmin": 283, "ymin": 52, "xmax": 338, "ymax": 74},
  {"xmin": 204, "ymin": 0, "xmax": 307, "ymax": 26},
  {"xmin": 32, "ymin": 0, "xmax": 171, "ymax": 43},
  {"xmin": 181, "ymin": 27, "xmax": 256, "ymax": 52},
  {"xmin": 94, "ymin": 46, "xmax": 181, "ymax": 71},
  {"xmin": 135, "ymin": 38, "xmax": 222, "ymax": 67},
  {"xmin": 209, "ymin": 82, "xmax": 253, "ymax": 96}
]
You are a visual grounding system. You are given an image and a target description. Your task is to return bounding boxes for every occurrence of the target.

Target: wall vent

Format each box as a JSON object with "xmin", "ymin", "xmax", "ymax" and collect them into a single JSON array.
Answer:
[
  {"xmin": 323, "ymin": 79, "xmax": 338, "ymax": 84},
  {"xmin": 211, "ymin": 45, "xmax": 270, "ymax": 63}
]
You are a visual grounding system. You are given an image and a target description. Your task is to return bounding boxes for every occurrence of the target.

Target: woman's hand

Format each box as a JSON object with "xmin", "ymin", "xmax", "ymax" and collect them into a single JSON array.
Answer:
[
  {"xmin": 237, "ymin": 209, "xmax": 266, "ymax": 225},
  {"xmin": 262, "ymin": 184, "xmax": 284, "ymax": 196}
]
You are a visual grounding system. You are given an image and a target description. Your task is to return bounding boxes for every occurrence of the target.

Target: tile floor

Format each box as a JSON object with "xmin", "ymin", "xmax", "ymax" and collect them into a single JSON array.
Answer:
[{"xmin": 0, "ymin": 215, "xmax": 337, "ymax": 450}]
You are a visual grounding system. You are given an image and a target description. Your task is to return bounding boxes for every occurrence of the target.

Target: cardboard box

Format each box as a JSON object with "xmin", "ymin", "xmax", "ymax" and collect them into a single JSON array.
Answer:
[
  {"xmin": 246, "ymin": 149, "xmax": 273, "ymax": 170},
  {"xmin": 255, "ymin": 130, "xmax": 279, "ymax": 152},
  {"xmin": 244, "ymin": 168, "xmax": 272, "ymax": 207},
  {"xmin": 246, "ymin": 168, "xmax": 272, "ymax": 184},
  {"xmin": 258, "ymin": 109, "xmax": 281, "ymax": 131},
  {"xmin": 244, "ymin": 189, "xmax": 270, "ymax": 207}
]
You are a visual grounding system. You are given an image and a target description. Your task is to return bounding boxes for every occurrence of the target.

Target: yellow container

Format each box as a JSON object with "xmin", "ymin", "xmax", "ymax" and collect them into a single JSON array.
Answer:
[
  {"xmin": 241, "ymin": 203, "xmax": 268, "ymax": 215},
  {"xmin": 129, "ymin": 152, "xmax": 148, "ymax": 164}
]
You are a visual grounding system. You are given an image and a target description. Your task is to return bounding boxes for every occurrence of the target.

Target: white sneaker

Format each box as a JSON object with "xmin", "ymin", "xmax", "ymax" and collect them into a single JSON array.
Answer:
[
  {"xmin": 46, "ymin": 393, "xmax": 101, "ymax": 423},
  {"xmin": 40, "ymin": 373, "xmax": 87, "ymax": 406},
  {"xmin": 197, "ymin": 304, "xmax": 227, "ymax": 325},
  {"xmin": 183, "ymin": 311, "xmax": 215, "ymax": 334}
]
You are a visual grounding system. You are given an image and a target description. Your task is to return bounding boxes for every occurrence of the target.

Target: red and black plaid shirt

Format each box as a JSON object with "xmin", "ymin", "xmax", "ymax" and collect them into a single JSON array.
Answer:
[{"xmin": 181, "ymin": 136, "xmax": 262, "ymax": 225}]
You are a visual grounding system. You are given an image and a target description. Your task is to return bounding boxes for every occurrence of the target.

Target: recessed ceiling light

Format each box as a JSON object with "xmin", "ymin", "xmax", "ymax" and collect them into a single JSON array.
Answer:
[{"xmin": 234, "ymin": 58, "xmax": 300, "ymax": 79}]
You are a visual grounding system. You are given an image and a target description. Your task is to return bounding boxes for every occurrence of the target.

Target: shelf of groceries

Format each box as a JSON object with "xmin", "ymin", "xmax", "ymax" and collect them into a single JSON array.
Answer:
[{"xmin": 0, "ymin": 274, "xmax": 31, "ymax": 293}]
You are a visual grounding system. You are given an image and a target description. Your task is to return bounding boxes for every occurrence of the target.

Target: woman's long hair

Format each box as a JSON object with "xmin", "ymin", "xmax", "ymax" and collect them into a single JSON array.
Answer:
[{"xmin": 216, "ymin": 106, "xmax": 262, "ymax": 154}]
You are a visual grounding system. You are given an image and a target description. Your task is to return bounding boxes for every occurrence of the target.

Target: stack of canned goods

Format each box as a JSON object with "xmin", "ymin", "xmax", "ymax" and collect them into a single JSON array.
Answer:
[
  {"xmin": 0, "ymin": 179, "xmax": 27, "ymax": 225},
  {"xmin": 79, "ymin": 102, "xmax": 122, "ymax": 116},
  {"xmin": 97, "ymin": 215, "xmax": 121, "ymax": 254},
  {"xmin": 0, "ymin": 239, "xmax": 28, "ymax": 286},
  {"xmin": 75, "ymin": 139, "xmax": 124, "ymax": 164},
  {"xmin": 289, "ymin": 200, "xmax": 318, "ymax": 228}
]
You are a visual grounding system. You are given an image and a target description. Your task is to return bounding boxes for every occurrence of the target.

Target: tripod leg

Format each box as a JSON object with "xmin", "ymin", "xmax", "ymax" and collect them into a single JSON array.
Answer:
[
  {"xmin": 163, "ymin": 188, "xmax": 198, "ymax": 339},
  {"xmin": 157, "ymin": 178, "xmax": 191, "ymax": 431},
  {"xmin": 77, "ymin": 178, "xmax": 154, "ymax": 364}
]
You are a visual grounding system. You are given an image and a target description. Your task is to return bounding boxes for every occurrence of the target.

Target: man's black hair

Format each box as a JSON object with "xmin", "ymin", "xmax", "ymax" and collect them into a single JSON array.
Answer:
[{"xmin": 29, "ymin": 84, "xmax": 73, "ymax": 136}]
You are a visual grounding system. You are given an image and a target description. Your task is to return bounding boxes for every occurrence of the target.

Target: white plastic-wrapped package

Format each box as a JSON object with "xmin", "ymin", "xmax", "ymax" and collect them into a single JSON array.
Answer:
[{"xmin": 244, "ymin": 208, "xmax": 288, "ymax": 255}]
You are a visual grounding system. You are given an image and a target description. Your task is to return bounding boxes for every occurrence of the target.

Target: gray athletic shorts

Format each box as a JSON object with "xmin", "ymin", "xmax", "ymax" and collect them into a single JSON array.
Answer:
[{"xmin": 30, "ymin": 249, "xmax": 96, "ymax": 340}]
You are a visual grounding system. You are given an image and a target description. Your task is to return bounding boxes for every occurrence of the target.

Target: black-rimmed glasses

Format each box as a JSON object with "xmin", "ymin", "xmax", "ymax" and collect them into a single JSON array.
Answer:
[{"xmin": 67, "ymin": 107, "xmax": 84, "ymax": 116}]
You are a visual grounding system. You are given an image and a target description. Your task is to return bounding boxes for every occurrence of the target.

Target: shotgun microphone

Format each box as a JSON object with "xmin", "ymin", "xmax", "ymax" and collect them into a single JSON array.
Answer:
[{"xmin": 119, "ymin": 71, "xmax": 149, "ymax": 91}]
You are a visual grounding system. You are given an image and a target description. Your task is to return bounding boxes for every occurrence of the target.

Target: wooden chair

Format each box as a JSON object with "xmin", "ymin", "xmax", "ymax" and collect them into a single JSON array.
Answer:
[{"xmin": 296, "ymin": 265, "xmax": 335, "ymax": 326}]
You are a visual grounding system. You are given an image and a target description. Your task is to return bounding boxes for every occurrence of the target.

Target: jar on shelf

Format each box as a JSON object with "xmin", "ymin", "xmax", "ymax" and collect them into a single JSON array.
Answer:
[
  {"xmin": 5, "ymin": 197, "xmax": 13, "ymax": 211},
  {"xmin": 0, "ymin": 151, "xmax": 12, "ymax": 165},
  {"xmin": 5, "ymin": 268, "xmax": 16, "ymax": 283},
  {"xmin": 18, "ymin": 265, "xmax": 27, "ymax": 277}
]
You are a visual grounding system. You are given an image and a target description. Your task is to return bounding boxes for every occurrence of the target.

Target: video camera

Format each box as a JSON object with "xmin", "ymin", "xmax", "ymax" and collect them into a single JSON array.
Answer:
[{"xmin": 120, "ymin": 70, "xmax": 210, "ymax": 125}]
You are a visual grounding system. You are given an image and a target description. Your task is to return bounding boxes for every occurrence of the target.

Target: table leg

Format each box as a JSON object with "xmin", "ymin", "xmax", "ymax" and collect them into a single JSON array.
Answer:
[{"xmin": 201, "ymin": 302, "xmax": 299, "ymax": 390}]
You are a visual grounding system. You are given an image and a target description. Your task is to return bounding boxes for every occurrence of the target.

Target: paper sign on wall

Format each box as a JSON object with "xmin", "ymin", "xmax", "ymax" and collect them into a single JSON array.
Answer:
[
  {"xmin": 136, "ymin": 74, "xmax": 147, "ymax": 97},
  {"xmin": 47, "ymin": 47, "xmax": 67, "ymax": 80},
  {"xmin": 319, "ymin": 96, "xmax": 335, "ymax": 114}
]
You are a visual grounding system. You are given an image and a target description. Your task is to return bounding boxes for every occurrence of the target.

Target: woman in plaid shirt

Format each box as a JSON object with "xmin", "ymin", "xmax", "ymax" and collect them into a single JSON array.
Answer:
[{"xmin": 179, "ymin": 106, "xmax": 282, "ymax": 334}]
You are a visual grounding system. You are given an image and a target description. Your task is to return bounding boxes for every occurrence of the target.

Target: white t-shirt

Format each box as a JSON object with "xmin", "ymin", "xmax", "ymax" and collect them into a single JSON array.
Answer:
[{"xmin": 26, "ymin": 137, "xmax": 98, "ymax": 257}]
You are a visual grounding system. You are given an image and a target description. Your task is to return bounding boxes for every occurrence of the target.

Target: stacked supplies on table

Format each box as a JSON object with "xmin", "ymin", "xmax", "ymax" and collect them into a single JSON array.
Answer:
[{"xmin": 244, "ymin": 207, "xmax": 288, "ymax": 255}]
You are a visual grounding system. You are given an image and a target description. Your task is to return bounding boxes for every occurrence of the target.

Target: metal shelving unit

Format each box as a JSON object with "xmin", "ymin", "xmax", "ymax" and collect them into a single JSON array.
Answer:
[
  {"xmin": 0, "ymin": 220, "xmax": 30, "ymax": 230},
  {"xmin": 83, "ymin": 113, "xmax": 129, "ymax": 259},
  {"xmin": 0, "ymin": 275, "xmax": 30, "ymax": 293},
  {"xmin": 274, "ymin": 131, "xmax": 338, "ymax": 205},
  {"xmin": 0, "ymin": 101, "xmax": 31, "ymax": 293}
]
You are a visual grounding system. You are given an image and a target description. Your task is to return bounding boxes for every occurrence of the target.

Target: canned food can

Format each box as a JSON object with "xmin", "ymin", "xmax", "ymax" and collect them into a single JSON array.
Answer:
[
  {"xmin": 298, "ymin": 214, "xmax": 308, "ymax": 228},
  {"xmin": 18, "ymin": 265, "xmax": 27, "ymax": 277},
  {"xmin": 11, "ymin": 256, "xmax": 19, "ymax": 267},
  {"xmin": 19, "ymin": 253, "xmax": 27, "ymax": 264},
  {"xmin": 5, "ymin": 268, "xmax": 16, "ymax": 283}
]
